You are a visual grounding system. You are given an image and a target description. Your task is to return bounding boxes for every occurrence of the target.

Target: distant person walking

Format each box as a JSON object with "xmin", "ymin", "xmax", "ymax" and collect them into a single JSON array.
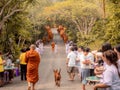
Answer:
[
  {"xmin": 25, "ymin": 44, "xmax": 40, "ymax": 90},
  {"xmin": 51, "ymin": 41, "xmax": 55, "ymax": 52},
  {"xmin": 54, "ymin": 42, "xmax": 58, "ymax": 54}
]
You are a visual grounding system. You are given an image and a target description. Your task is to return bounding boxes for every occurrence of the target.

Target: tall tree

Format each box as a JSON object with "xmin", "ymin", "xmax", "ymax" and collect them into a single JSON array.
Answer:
[{"xmin": 0, "ymin": 0, "xmax": 35, "ymax": 33}]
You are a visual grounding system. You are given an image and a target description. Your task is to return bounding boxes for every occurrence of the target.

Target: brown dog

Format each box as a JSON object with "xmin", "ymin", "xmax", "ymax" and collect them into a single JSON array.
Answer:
[{"xmin": 53, "ymin": 69, "xmax": 61, "ymax": 87}]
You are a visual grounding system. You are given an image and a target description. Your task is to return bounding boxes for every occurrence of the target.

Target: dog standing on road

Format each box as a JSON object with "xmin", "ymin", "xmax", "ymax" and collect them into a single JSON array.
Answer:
[{"xmin": 53, "ymin": 69, "xmax": 61, "ymax": 87}]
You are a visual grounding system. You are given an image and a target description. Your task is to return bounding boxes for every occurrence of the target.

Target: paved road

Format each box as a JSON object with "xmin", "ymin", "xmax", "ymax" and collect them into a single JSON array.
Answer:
[{"xmin": 0, "ymin": 28, "xmax": 93, "ymax": 90}]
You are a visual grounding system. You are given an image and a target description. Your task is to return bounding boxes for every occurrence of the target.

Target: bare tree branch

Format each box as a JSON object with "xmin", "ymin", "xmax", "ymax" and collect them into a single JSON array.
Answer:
[
  {"xmin": 88, "ymin": 17, "xmax": 96, "ymax": 33},
  {"xmin": 72, "ymin": 18, "xmax": 82, "ymax": 35},
  {"xmin": 5, "ymin": 9, "xmax": 23, "ymax": 19},
  {"xmin": 0, "ymin": 0, "xmax": 12, "ymax": 16},
  {"xmin": 0, "ymin": 1, "xmax": 28, "ymax": 31}
]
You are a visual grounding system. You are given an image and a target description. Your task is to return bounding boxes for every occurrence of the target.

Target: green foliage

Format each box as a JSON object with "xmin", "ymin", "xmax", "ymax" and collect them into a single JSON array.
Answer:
[
  {"xmin": 0, "ymin": 0, "xmax": 39, "ymax": 59},
  {"xmin": 0, "ymin": 0, "xmax": 120, "ymax": 59},
  {"xmin": 91, "ymin": 19, "xmax": 106, "ymax": 39},
  {"xmin": 103, "ymin": 1, "xmax": 120, "ymax": 45}
]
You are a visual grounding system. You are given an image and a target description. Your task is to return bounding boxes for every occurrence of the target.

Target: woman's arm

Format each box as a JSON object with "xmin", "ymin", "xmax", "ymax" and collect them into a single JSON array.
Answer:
[
  {"xmin": 66, "ymin": 58, "xmax": 69, "ymax": 65},
  {"xmin": 0, "ymin": 60, "xmax": 6, "ymax": 65},
  {"xmin": 0, "ymin": 63, "xmax": 3, "ymax": 65},
  {"xmin": 94, "ymin": 67, "xmax": 103, "ymax": 75},
  {"xmin": 94, "ymin": 83, "xmax": 110, "ymax": 90},
  {"xmin": 82, "ymin": 60, "xmax": 91, "ymax": 65}
]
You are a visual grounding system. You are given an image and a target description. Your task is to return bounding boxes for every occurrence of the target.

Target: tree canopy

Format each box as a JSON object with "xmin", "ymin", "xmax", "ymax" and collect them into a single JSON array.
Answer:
[{"xmin": 0, "ymin": 0, "xmax": 119, "ymax": 59}]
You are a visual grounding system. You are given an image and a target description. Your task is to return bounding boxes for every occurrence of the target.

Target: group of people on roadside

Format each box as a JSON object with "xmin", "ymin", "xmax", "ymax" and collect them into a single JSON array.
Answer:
[
  {"xmin": 65, "ymin": 41, "xmax": 120, "ymax": 90},
  {"xmin": 0, "ymin": 52, "xmax": 14, "ymax": 86}
]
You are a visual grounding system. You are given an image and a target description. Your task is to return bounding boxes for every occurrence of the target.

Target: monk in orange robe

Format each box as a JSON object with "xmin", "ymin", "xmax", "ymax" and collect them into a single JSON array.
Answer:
[
  {"xmin": 25, "ymin": 44, "xmax": 40, "ymax": 90},
  {"xmin": 51, "ymin": 41, "xmax": 55, "ymax": 52},
  {"xmin": 63, "ymin": 34, "xmax": 68, "ymax": 43}
]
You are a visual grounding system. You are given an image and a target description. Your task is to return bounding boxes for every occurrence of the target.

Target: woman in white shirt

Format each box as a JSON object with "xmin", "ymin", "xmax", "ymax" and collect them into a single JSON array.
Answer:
[{"xmin": 94, "ymin": 50, "xmax": 120, "ymax": 90}]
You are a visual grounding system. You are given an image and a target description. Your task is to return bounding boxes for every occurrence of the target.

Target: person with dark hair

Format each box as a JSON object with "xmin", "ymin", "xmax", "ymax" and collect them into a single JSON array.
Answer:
[
  {"xmin": 114, "ymin": 44, "xmax": 120, "ymax": 58},
  {"xmin": 73, "ymin": 45, "xmax": 78, "ymax": 54},
  {"xmin": 26, "ymin": 47, "xmax": 30, "ymax": 52},
  {"xmin": 94, "ymin": 50, "xmax": 120, "ymax": 90},
  {"xmin": 94, "ymin": 43, "xmax": 113, "ymax": 75},
  {"xmin": 79, "ymin": 46, "xmax": 84, "ymax": 51},
  {"xmin": 101, "ymin": 42, "xmax": 112, "ymax": 52},
  {"xmin": 19, "ymin": 48, "xmax": 27, "ymax": 81},
  {"xmin": 66, "ymin": 47, "xmax": 77, "ymax": 81},
  {"xmin": 81, "ymin": 47, "xmax": 94, "ymax": 90},
  {"xmin": 67, "ymin": 43, "xmax": 73, "ymax": 54}
]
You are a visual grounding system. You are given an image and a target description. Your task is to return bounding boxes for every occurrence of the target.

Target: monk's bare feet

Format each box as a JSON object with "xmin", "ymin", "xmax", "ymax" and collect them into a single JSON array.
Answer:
[
  {"xmin": 32, "ymin": 88, "xmax": 35, "ymax": 90},
  {"xmin": 68, "ymin": 78, "xmax": 74, "ymax": 81},
  {"xmin": 28, "ymin": 86, "xmax": 31, "ymax": 90}
]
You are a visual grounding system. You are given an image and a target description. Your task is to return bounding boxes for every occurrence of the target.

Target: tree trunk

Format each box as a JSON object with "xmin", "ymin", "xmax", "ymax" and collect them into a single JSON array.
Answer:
[
  {"xmin": 88, "ymin": 17, "xmax": 96, "ymax": 34},
  {"xmin": 18, "ymin": 36, "xmax": 22, "ymax": 47},
  {"xmin": 0, "ymin": 21, "xmax": 5, "ymax": 33},
  {"xmin": 21, "ymin": 39, "xmax": 26, "ymax": 48},
  {"xmin": 102, "ymin": 0, "xmax": 106, "ymax": 18}
]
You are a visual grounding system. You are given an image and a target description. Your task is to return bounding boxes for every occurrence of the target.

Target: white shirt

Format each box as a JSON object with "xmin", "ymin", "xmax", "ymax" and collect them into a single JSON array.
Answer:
[
  {"xmin": 80, "ymin": 52, "xmax": 94, "ymax": 69},
  {"xmin": 67, "ymin": 51, "xmax": 77, "ymax": 67},
  {"xmin": 77, "ymin": 52, "xmax": 83, "ymax": 59},
  {"xmin": 35, "ymin": 47, "xmax": 41, "ymax": 56},
  {"xmin": 76, "ymin": 52, "xmax": 83, "ymax": 66},
  {"xmin": 65, "ymin": 43, "xmax": 69, "ymax": 54},
  {"xmin": 100, "ymin": 64, "xmax": 119, "ymax": 86},
  {"xmin": 6, "ymin": 59, "xmax": 12, "ymax": 67}
]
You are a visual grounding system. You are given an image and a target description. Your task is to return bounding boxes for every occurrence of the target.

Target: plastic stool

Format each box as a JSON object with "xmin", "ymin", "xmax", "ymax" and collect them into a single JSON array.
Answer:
[{"xmin": 15, "ymin": 68, "xmax": 19, "ymax": 76}]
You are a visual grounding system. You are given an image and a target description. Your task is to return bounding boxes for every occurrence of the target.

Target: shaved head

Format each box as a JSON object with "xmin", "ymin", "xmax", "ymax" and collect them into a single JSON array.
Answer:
[{"xmin": 30, "ymin": 44, "xmax": 36, "ymax": 50}]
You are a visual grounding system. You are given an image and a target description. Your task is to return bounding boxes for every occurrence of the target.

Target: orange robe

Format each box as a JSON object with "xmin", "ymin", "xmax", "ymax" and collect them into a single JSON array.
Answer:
[
  {"xmin": 25, "ymin": 50, "xmax": 40, "ymax": 83},
  {"xmin": 63, "ymin": 34, "xmax": 68, "ymax": 43},
  {"xmin": 51, "ymin": 42, "xmax": 55, "ymax": 52},
  {"xmin": 48, "ymin": 30, "xmax": 53, "ymax": 39}
]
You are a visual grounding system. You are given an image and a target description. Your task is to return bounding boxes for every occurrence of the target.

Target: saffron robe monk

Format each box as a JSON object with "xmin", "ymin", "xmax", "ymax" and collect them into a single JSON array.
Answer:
[
  {"xmin": 51, "ymin": 42, "xmax": 55, "ymax": 52},
  {"xmin": 25, "ymin": 44, "xmax": 40, "ymax": 90}
]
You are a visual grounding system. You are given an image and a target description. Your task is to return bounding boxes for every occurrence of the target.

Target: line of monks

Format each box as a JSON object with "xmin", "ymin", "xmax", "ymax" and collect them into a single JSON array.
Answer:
[
  {"xmin": 42, "ymin": 26, "xmax": 53, "ymax": 44},
  {"xmin": 42, "ymin": 25, "xmax": 68, "ymax": 44}
]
